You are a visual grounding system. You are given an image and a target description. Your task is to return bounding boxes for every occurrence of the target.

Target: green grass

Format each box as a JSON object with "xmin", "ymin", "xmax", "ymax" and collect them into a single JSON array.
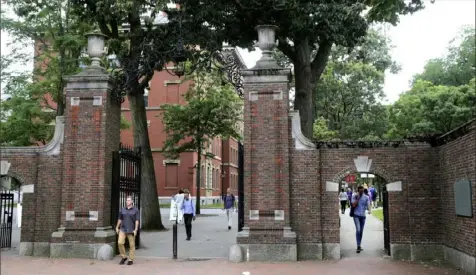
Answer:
[
  {"xmin": 160, "ymin": 202, "xmax": 223, "ymax": 209},
  {"xmin": 372, "ymin": 208, "xmax": 384, "ymax": 221}
]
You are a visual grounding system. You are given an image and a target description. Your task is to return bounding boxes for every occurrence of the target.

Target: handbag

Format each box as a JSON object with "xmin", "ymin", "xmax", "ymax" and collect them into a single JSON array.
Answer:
[{"xmin": 349, "ymin": 194, "xmax": 358, "ymax": 217}]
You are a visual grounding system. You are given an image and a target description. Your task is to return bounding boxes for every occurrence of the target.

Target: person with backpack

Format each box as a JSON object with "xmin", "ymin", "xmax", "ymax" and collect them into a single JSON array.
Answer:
[
  {"xmin": 369, "ymin": 185, "xmax": 377, "ymax": 208},
  {"xmin": 223, "ymin": 188, "xmax": 236, "ymax": 230}
]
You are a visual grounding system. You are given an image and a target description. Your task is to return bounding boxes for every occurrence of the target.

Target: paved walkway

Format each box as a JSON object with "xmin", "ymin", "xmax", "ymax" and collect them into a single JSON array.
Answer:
[
  {"xmin": 0, "ymin": 254, "xmax": 462, "ymax": 275},
  {"xmin": 137, "ymin": 209, "xmax": 237, "ymax": 258},
  {"xmin": 7, "ymin": 208, "xmax": 237, "ymax": 259},
  {"xmin": 340, "ymin": 207, "xmax": 385, "ymax": 258},
  {"xmin": 2, "ymin": 207, "xmax": 463, "ymax": 274}
]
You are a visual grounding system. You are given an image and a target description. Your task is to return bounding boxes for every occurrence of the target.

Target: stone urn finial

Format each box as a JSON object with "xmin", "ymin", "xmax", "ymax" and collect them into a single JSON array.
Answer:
[
  {"xmin": 85, "ymin": 31, "xmax": 107, "ymax": 68},
  {"xmin": 253, "ymin": 25, "xmax": 280, "ymax": 69}
]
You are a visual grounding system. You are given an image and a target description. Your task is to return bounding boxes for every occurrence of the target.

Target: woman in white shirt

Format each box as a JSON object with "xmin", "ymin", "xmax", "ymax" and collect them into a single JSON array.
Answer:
[{"xmin": 339, "ymin": 188, "xmax": 349, "ymax": 214}]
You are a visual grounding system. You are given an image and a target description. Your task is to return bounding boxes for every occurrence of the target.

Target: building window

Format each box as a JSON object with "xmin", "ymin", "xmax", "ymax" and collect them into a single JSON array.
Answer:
[
  {"xmin": 201, "ymin": 165, "xmax": 205, "ymax": 187},
  {"xmin": 165, "ymin": 164, "xmax": 178, "ymax": 187},
  {"xmin": 207, "ymin": 166, "xmax": 211, "ymax": 189}
]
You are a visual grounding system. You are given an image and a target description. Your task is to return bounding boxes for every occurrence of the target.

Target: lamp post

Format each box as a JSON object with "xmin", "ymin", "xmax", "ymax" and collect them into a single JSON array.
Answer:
[{"xmin": 172, "ymin": 197, "xmax": 178, "ymax": 259}]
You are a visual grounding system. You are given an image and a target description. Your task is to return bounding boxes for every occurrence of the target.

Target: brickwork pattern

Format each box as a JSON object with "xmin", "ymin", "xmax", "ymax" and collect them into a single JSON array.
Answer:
[
  {"xmin": 438, "ymin": 125, "xmax": 476, "ymax": 257},
  {"xmin": 238, "ymin": 79, "xmax": 293, "ymax": 245},
  {"xmin": 1, "ymin": 146, "xmax": 63, "ymax": 245}
]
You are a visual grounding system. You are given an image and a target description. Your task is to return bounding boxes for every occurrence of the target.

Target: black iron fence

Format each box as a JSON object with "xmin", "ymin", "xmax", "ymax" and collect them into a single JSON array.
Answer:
[
  {"xmin": 383, "ymin": 188, "xmax": 390, "ymax": 255},
  {"xmin": 111, "ymin": 143, "xmax": 142, "ymax": 252},
  {"xmin": 238, "ymin": 142, "xmax": 244, "ymax": 232},
  {"xmin": 0, "ymin": 190, "xmax": 14, "ymax": 248}
]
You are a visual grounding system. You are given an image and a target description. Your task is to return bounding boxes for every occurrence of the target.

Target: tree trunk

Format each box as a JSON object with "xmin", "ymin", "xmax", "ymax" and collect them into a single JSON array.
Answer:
[
  {"xmin": 128, "ymin": 92, "xmax": 165, "ymax": 230},
  {"xmin": 195, "ymin": 147, "xmax": 202, "ymax": 215},
  {"xmin": 293, "ymin": 42, "xmax": 314, "ymax": 138}
]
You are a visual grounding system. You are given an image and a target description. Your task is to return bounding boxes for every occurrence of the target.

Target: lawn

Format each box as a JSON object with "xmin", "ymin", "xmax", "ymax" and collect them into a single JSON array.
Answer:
[
  {"xmin": 159, "ymin": 202, "xmax": 223, "ymax": 209},
  {"xmin": 372, "ymin": 208, "xmax": 384, "ymax": 221}
]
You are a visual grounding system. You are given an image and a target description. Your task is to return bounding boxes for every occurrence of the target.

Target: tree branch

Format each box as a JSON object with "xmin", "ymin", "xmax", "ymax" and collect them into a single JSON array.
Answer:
[
  {"xmin": 310, "ymin": 40, "xmax": 333, "ymax": 81},
  {"xmin": 97, "ymin": 20, "xmax": 112, "ymax": 38},
  {"xmin": 277, "ymin": 37, "xmax": 296, "ymax": 62},
  {"xmin": 138, "ymin": 73, "xmax": 153, "ymax": 91}
]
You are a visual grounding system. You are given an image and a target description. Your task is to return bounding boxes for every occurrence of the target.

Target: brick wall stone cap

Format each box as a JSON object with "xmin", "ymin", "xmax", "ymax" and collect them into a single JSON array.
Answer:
[
  {"xmin": 241, "ymin": 67, "xmax": 291, "ymax": 76},
  {"xmin": 290, "ymin": 111, "xmax": 316, "ymax": 150},
  {"xmin": 1, "ymin": 116, "xmax": 65, "ymax": 156}
]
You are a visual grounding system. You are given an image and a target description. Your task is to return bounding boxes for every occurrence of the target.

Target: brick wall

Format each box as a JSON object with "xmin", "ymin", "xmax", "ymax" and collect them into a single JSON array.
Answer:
[
  {"xmin": 285, "ymin": 118, "xmax": 475, "ymax": 261},
  {"xmin": 1, "ymin": 117, "xmax": 64, "ymax": 246},
  {"xmin": 438, "ymin": 123, "xmax": 476, "ymax": 257}
]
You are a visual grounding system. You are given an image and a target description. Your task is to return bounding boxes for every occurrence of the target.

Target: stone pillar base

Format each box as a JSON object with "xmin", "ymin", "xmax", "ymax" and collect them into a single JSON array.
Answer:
[
  {"xmin": 50, "ymin": 227, "xmax": 116, "ymax": 259},
  {"xmin": 444, "ymin": 245, "xmax": 476, "ymax": 275},
  {"xmin": 19, "ymin": 242, "xmax": 50, "ymax": 257},
  {"xmin": 236, "ymin": 226, "xmax": 297, "ymax": 261},
  {"xmin": 391, "ymin": 243, "xmax": 475, "ymax": 275},
  {"xmin": 239, "ymin": 244, "xmax": 297, "ymax": 261},
  {"xmin": 390, "ymin": 243, "xmax": 444, "ymax": 262}
]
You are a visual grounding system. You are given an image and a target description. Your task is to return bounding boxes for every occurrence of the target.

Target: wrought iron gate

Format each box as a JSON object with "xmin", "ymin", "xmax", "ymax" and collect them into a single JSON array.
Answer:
[
  {"xmin": 111, "ymin": 143, "xmax": 142, "ymax": 252},
  {"xmin": 237, "ymin": 142, "xmax": 244, "ymax": 232},
  {"xmin": 0, "ymin": 191, "xmax": 14, "ymax": 248},
  {"xmin": 383, "ymin": 188, "xmax": 390, "ymax": 255}
]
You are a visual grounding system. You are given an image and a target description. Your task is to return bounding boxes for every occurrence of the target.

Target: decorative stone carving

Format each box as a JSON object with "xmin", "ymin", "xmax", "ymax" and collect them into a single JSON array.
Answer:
[{"xmin": 290, "ymin": 111, "xmax": 316, "ymax": 150}]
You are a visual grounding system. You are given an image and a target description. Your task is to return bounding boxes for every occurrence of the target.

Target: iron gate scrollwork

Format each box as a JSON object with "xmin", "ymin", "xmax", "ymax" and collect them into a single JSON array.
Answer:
[
  {"xmin": 238, "ymin": 142, "xmax": 244, "ymax": 232},
  {"xmin": 383, "ymin": 188, "xmax": 390, "ymax": 256},
  {"xmin": 111, "ymin": 143, "xmax": 142, "ymax": 253},
  {"xmin": 0, "ymin": 191, "xmax": 14, "ymax": 248}
]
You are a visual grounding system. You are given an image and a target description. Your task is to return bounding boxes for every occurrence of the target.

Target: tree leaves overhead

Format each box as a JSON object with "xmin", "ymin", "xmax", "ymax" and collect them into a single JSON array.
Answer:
[
  {"xmin": 313, "ymin": 28, "xmax": 397, "ymax": 140},
  {"xmin": 0, "ymin": 74, "xmax": 55, "ymax": 146},
  {"xmin": 388, "ymin": 27, "xmax": 476, "ymax": 138},
  {"xmin": 180, "ymin": 0, "xmax": 424, "ymax": 137}
]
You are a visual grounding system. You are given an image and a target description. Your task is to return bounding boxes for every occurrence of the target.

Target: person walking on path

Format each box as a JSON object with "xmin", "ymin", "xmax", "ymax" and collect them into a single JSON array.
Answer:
[
  {"xmin": 339, "ymin": 188, "xmax": 348, "ymax": 214},
  {"xmin": 115, "ymin": 196, "xmax": 140, "ymax": 265},
  {"xmin": 346, "ymin": 188, "xmax": 353, "ymax": 207},
  {"xmin": 351, "ymin": 186, "xmax": 371, "ymax": 253},
  {"xmin": 369, "ymin": 185, "xmax": 377, "ymax": 208},
  {"xmin": 181, "ymin": 189, "xmax": 196, "ymax": 241},
  {"xmin": 223, "ymin": 188, "xmax": 236, "ymax": 230}
]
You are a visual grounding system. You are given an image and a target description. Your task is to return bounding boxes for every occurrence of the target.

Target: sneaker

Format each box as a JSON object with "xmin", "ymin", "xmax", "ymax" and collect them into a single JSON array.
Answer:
[
  {"xmin": 228, "ymin": 226, "xmax": 231, "ymax": 230},
  {"xmin": 127, "ymin": 261, "xmax": 133, "ymax": 265},
  {"xmin": 186, "ymin": 237, "xmax": 191, "ymax": 241},
  {"xmin": 119, "ymin": 257, "xmax": 127, "ymax": 265},
  {"xmin": 356, "ymin": 246, "xmax": 363, "ymax": 253}
]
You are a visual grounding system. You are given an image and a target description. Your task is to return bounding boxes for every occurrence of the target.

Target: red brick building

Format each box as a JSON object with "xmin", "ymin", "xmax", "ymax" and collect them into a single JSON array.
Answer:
[{"xmin": 120, "ymin": 50, "xmax": 244, "ymax": 203}]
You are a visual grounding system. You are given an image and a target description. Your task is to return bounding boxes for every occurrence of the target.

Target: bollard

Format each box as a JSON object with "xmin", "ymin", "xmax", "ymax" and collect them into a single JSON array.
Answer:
[{"xmin": 172, "ymin": 222, "xmax": 178, "ymax": 259}]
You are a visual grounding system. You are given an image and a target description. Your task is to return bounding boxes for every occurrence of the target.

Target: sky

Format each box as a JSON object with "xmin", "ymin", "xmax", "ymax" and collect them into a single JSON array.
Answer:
[{"xmin": 1, "ymin": 0, "xmax": 475, "ymax": 102}]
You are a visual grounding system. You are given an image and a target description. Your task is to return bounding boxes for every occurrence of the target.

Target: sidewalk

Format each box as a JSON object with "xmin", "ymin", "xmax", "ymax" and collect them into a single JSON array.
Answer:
[
  {"xmin": 340, "ymin": 208, "xmax": 384, "ymax": 258},
  {"xmin": 0, "ymin": 254, "xmax": 462, "ymax": 275}
]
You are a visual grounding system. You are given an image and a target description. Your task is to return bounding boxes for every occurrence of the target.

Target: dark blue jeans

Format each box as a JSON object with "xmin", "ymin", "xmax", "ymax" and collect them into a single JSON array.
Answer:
[{"xmin": 353, "ymin": 215, "xmax": 366, "ymax": 247}]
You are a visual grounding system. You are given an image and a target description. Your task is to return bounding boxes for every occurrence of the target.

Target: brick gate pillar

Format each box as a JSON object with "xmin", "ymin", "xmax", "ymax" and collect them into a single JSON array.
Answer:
[
  {"xmin": 236, "ymin": 25, "xmax": 297, "ymax": 261},
  {"xmin": 50, "ymin": 33, "xmax": 120, "ymax": 259}
]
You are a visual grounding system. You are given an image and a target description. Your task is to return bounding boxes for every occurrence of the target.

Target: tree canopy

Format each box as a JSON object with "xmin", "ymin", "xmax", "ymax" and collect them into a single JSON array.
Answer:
[
  {"xmin": 179, "ymin": 0, "xmax": 426, "ymax": 137},
  {"xmin": 308, "ymin": 28, "xmax": 398, "ymax": 140},
  {"xmin": 387, "ymin": 26, "xmax": 476, "ymax": 138}
]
